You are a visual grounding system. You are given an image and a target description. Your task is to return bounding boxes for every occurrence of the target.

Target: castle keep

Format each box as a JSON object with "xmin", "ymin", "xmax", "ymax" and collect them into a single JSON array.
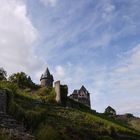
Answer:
[{"xmin": 40, "ymin": 68, "xmax": 54, "ymax": 87}]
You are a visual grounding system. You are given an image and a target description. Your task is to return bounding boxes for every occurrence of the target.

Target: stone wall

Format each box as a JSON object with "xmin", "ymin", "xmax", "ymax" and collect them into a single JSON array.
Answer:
[
  {"xmin": 41, "ymin": 78, "xmax": 53, "ymax": 87},
  {"xmin": 0, "ymin": 90, "xmax": 7, "ymax": 113},
  {"xmin": 55, "ymin": 81, "xmax": 61, "ymax": 104},
  {"xmin": 54, "ymin": 81, "xmax": 68, "ymax": 106}
]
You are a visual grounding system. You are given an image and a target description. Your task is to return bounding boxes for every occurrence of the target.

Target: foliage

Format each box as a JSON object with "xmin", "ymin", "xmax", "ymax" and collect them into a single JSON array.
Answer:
[
  {"xmin": 67, "ymin": 98, "xmax": 90, "ymax": 111},
  {"xmin": 0, "ymin": 128, "xmax": 11, "ymax": 140},
  {"xmin": 0, "ymin": 67, "xmax": 7, "ymax": 81},
  {"xmin": 60, "ymin": 85, "xmax": 68, "ymax": 106},
  {"xmin": 8, "ymin": 72, "xmax": 38, "ymax": 89},
  {"xmin": 0, "ymin": 80, "xmax": 18, "ymax": 94},
  {"xmin": 0, "ymin": 76, "xmax": 139, "ymax": 140},
  {"xmin": 35, "ymin": 125, "xmax": 62, "ymax": 140},
  {"xmin": 2, "ymin": 89, "xmax": 140, "ymax": 140},
  {"xmin": 36, "ymin": 87, "xmax": 56, "ymax": 103}
]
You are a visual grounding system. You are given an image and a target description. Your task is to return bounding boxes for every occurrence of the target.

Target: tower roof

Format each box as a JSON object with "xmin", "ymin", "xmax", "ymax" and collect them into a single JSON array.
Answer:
[
  {"xmin": 44, "ymin": 67, "xmax": 51, "ymax": 77},
  {"xmin": 40, "ymin": 67, "xmax": 53, "ymax": 80}
]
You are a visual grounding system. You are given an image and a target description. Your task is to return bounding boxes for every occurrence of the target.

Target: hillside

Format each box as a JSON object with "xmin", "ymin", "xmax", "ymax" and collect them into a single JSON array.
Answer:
[
  {"xmin": 116, "ymin": 114, "xmax": 140, "ymax": 132},
  {"xmin": 0, "ymin": 82, "xmax": 140, "ymax": 140}
]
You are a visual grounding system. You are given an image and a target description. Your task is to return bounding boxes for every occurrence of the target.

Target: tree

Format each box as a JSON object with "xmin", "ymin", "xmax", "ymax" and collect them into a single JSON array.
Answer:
[
  {"xmin": 8, "ymin": 72, "xmax": 37, "ymax": 89},
  {"xmin": 0, "ymin": 67, "xmax": 7, "ymax": 81},
  {"xmin": 104, "ymin": 106, "xmax": 116, "ymax": 116}
]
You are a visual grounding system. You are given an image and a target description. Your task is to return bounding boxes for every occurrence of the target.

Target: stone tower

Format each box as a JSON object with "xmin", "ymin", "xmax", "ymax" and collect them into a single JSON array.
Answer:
[
  {"xmin": 55, "ymin": 81, "xmax": 61, "ymax": 104},
  {"xmin": 40, "ymin": 67, "xmax": 54, "ymax": 87}
]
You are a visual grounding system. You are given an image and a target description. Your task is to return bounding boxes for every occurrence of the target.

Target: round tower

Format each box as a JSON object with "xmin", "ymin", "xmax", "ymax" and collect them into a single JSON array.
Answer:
[{"xmin": 40, "ymin": 67, "xmax": 54, "ymax": 87}]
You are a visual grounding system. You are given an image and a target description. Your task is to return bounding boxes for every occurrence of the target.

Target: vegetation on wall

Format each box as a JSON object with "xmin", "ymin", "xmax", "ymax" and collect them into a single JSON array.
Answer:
[{"xmin": 60, "ymin": 85, "xmax": 68, "ymax": 106}]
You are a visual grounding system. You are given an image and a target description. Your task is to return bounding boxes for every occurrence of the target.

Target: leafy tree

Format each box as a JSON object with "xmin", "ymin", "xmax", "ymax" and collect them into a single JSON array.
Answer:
[
  {"xmin": 0, "ymin": 67, "xmax": 7, "ymax": 81},
  {"xmin": 104, "ymin": 106, "xmax": 116, "ymax": 116},
  {"xmin": 8, "ymin": 72, "xmax": 37, "ymax": 89}
]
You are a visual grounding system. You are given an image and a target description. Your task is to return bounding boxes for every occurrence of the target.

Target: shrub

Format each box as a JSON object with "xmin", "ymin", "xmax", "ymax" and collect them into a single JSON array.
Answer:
[
  {"xmin": 8, "ymin": 72, "xmax": 38, "ymax": 89},
  {"xmin": 0, "ymin": 67, "xmax": 7, "ymax": 81},
  {"xmin": 36, "ymin": 125, "xmax": 61, "ymax": 140}
]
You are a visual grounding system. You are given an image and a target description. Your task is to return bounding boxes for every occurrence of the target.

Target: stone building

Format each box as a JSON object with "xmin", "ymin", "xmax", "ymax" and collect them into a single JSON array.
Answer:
[
  {"xmin": 104, "ymin": 106, "xmax": 116, "ymax": 116},
  {"xmin": 69, "ymin": 86, "xmax": 91, "ymax": 108},
  {"xmin": 40, "ymin": 67, "xmax": 54, "ymax": 87}
]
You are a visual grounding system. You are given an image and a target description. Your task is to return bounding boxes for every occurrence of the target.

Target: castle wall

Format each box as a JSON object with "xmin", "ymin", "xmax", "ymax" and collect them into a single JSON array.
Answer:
[
  {"xmin": 41, "ymin": 78, "xmax": 53, "ymax": 87},
  {"xmin": 0, "ymin": 90, "xmax": 7, "ymax": 113},
  {"xmin": 55, "ymin": 81, "xmax": 61, "ymax": 104}
]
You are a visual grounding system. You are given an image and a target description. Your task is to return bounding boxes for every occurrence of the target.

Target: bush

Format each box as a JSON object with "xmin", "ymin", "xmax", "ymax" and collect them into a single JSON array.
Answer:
[
  {"xmin": 38, "ymin": 87, "xmax": 56, "ymax": 103},
  {"xmin": 60, "ymin": 85, "xmax": 68, "ymax": 106},
  {"xmin": 36, "ymin": 125, "xmax": 61, "ymax": 140},
  {"xmin": 8, "ymin": 72, "xmax": 38, "ymax": 89},
  {"xmin": 0, "ymin": 67, "xmax": 7, "ymax": 81}
]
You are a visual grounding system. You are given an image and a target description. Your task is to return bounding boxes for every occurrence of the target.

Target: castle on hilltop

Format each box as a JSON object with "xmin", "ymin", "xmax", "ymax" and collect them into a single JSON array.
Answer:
[
  {"xmin": 69, "ymin": 86, "xmax": 91, "ymax": 108},
  {"xmin": 40, "ymin": 67, "xmax": 91, "ymax": 108},
  {"xmin": 40, "ymin": 67, "xmax": 54, "ymax": 87}
]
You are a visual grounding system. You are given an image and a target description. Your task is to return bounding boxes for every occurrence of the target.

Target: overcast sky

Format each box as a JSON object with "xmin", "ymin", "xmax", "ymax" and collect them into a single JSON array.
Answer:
[{"xmin": 0, "ymin": 0, "xmax": 140, "ymax": 117}]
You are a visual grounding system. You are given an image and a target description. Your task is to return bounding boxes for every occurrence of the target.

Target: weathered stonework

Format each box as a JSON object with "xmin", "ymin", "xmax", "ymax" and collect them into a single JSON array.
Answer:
[
  {"xmin": 0, "ymin": 90, "xmax": 7, "ymax": 113},
  {"xmin": 0, "ymin": 113, "xmax": 35, "ymax": 140},
  {"xmin": 55, "ymin": 81, "xmax": 61, "ymax": 104},
  {"xmin": 54, "ymin": 81, "xmax": 68, "ymax": 106},
  {"xmin": 40, "ymin": 67, "xmax": 54, "ymax": 87},
  {"xmin": 69, "ymin": 86, "xmax": 91, "ymax": 108}
]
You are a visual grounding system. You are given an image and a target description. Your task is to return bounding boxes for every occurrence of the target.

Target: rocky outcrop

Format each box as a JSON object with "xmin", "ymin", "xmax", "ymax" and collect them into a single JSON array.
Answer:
[
  {"xmin": 0, "ymin": 90, "xmax": 7, "ymax": 113},
  {"xmin": 0, "ymin": 112, "xmax": 35, "ymax": 140},
  {"xmin": 0, "ymin": 90, "xmax": 34, "ymax": 140}
]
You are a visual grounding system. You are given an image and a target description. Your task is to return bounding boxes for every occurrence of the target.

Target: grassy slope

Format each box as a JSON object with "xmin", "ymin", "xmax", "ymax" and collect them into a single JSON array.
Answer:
[
  {"xmin": 0, "ymin": 81, "xmax": 139, "ymax": 140},
  {"xmin": 7, "ymin": 90, "xmax": 140, "ymax": 140}
]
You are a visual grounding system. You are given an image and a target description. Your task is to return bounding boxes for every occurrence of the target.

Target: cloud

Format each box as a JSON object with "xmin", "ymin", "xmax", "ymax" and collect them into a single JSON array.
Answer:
[
  {"xmin": 104, "ymin": 43, "xmax": 140, "ymax": 115},
  {"xmin": 0, "ymin": 0, "xmax": 45, "ymax": 81},
  {"xmin": 39, "ymin": 0, "xmax": 58, "ymax": 7},
  {"xmin": 1, "ymin": 0, "xmax": 140, "ymax": 117},
  {"xmin": 55, "ymin": 65, "xmax": 66, "ymax": 78}
]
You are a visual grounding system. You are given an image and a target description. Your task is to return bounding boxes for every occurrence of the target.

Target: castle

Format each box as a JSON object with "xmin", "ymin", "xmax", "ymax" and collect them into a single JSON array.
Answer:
[
  {"xmin": 69, "ymin": 86, "xmax": 91, "ymax": 108},
  {"xmin": 40, "ymin": 67, "xmax": 91, "ymax": 108}
]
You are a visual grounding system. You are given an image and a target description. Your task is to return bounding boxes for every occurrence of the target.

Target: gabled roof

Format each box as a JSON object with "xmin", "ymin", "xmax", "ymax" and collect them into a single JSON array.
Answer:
[{"xmin": 80, "ymin": 85, "xmax": 88, "ymax": 93}]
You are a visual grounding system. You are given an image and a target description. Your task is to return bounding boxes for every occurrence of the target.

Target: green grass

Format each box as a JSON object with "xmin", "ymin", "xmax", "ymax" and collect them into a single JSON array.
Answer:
[
  {"xmin": 0, "ymin": 81, "xmax": 140, "ymax": 140},
  {"xmin": 8, "ymin": 94, "xmax": 140, "ymax": 140}
]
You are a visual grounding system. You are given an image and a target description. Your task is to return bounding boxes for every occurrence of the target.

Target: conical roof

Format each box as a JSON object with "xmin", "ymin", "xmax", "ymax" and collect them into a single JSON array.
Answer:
[
  {"xmin": 43, "ymin": 67, "xmax": 51, "ymax": 77},
  {"xmin": 40, "ymin": 67, "xmax": 53, "ymax": 80}
]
